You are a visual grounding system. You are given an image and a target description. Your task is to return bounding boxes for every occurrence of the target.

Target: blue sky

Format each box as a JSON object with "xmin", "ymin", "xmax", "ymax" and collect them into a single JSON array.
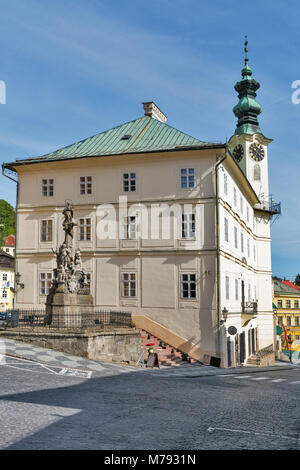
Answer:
[{"xmin": 0, "ymin": 0, "xmax": 299, "ymax": 278}]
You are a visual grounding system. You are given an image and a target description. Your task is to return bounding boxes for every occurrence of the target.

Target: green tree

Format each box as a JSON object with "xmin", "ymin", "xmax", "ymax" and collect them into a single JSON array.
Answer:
[
  {"xmin": 0, "ymin": 199, "xmax": 15, "ymax": 245},
  {"xmin": 295, "ymin": 274, "xmax": 300, "ymax": 287}
]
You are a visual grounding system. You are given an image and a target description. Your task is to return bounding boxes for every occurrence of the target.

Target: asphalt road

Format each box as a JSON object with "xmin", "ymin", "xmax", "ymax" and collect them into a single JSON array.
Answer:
[{"xmin": 0, "ymin": 355, "xmax": 299, "ymax": 450}]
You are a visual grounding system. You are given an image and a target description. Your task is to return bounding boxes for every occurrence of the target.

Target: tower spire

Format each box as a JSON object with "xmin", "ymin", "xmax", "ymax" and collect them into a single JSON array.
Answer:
[{"xmin": 233, "ymin": 36, "xmax": 262, "ymax": 135}]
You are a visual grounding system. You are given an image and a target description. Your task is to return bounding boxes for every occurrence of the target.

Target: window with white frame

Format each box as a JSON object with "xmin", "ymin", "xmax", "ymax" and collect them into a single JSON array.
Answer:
[
  {"xmin": 224, "ymin": 173, "xmax": 228, "ymax": 195},
  {"xmin": 225, "ymin": 276, "xmax": 230, "ymax": 300},
  {"xmin": 121, "ymin": 272, "xmax": 137, "ymax": 297},
  {"xmin": 248, "ymin": 284, "xmax": 251, "ymax": 301},
  {"xmin": 180, "ymin": 168, "xmax": 195, "ymax": 189},
  {"xmin": 40, "ymin": 273, "xmax": 52, "ymax": 295},
  {"xmin": 182, "ymin": 213, "xmax": 196, "ymax": 239},
  {"xmin": 286, "ymin": 300, "xmax": 291, "ymax": 308},
  {"xmin": 78, "ymin": 218, "xmax": 91, "ymax": 241},
  {"xmin": 42, "ymin": 179, "xmax": 54, "ymax": 197},
  {"xmin": 247, "ymin": 239, "xmax": 250, "ymax": 258},
  {"xmin": 235, "ymin": 279, "xmax": 239, "ymax": 301},
  {"xmin": 123, "ymin": 173, "xmax": 136, "ymax": 192},
  {"xmin": 234, "ymin": 226, "xmax": 238, "ymax": 249},
  {"xmin": 122, "ymin": 216, "xmax": 137, "ymax": 240},
  {"xmin": 181, "ymin": 273, "xmax": 197, "ymax": 299},
  {"xmin": 240, "ymin": 196, "xmax": 243, "ymax": 215},
  {"xmin": 41, "ymin": 220, "xmax": 53, "ymax": 242},
  {"xmin": 224, "ymin": 217, "xmax": 229, "ymax": 242},
  {"xmin": 241, "ymin": 232, "xmax": 244, "ymax": 253},
  {"xmin": 80, "ymin": 176, "xmax": 92, "ymax": 195},
  {"xmin": 3, "ymin": 273, "xmax": 7, "ymax": 281},
  {"xmin": 2, "ymin": 289, "xmax": 7, "ymax": 298},
  {"xmin": 253, "ymin": 244, "xmax": 256, "ymax": 262}
]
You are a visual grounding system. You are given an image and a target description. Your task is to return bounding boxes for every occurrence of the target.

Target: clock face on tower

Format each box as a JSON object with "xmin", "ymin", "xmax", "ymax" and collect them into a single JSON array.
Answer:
[
  {"xmin": 232, "ymin": 144, "xmax": 244, "ymax": 162},
  {"xmin": 249, "ymin": 143, "xmax": 265, "ymax": 161}
]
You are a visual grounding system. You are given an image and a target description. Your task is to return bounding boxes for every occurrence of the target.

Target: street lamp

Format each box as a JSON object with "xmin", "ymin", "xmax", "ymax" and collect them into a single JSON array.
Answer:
[
  {"xmin": 15, "ymin": 272, "xmax": 24, "ymax": 289},
  {"xmin": 220, "ymin": 307, "xmax": 228, "ymax": 325}
]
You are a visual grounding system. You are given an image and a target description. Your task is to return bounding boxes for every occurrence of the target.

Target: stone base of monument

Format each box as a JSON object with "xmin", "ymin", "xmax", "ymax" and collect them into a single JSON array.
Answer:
[{"xmin": 46, "ymin": 287, "xmax": 94, "ymax": 329}]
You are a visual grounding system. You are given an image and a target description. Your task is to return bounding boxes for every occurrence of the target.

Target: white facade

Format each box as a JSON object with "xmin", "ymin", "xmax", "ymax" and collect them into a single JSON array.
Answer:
[{"xmin": 6, "ymin": 124, "xmax": 275, "ymax": 366}]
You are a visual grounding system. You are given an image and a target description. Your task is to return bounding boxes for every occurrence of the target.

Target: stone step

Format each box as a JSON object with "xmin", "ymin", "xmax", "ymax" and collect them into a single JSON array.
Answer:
[{"xmin": 138, "ymin": 328, "xmax": 198, "ymax": 366}]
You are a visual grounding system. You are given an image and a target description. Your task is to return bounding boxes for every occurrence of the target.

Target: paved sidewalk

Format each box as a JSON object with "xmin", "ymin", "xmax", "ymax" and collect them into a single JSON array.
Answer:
[{"xmin": 0, "ymin": 338, "xmax": 298, "ymax": 378}]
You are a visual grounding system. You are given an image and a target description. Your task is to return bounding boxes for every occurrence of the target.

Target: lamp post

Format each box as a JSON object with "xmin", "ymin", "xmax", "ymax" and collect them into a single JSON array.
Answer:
[
  {"xmin": 287, "ymin": 334, "xmax": 293, "ymax": 364},
  {"xmin": 220, "ymin": 307, "xmax": 228, "ymax": 325},
  {"xmin": 15, "ymin": 272, "xmax": 24, "ymax": 289}
]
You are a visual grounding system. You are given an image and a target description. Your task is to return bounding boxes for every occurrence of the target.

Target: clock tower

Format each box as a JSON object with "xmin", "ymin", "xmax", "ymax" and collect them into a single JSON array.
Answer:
[{"xmin": 229, "ymin": 37, "xmax": 272, "ymax": 202}]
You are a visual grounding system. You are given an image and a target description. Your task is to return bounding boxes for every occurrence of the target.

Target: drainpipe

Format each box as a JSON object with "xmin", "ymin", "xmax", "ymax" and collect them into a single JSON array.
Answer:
[
  {"xmin": 215, "ymin": 146, "xmax": 228, "ymax": 362},
  {"xmin": 2, "ymin": 164, "xmax": 19, "ymax": 308}
]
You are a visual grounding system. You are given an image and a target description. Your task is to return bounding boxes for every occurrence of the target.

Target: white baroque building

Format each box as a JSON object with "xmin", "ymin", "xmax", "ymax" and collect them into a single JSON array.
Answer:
[{"xmin": 3, "ymin": 44, "xmax": 279, "ymax": 366}]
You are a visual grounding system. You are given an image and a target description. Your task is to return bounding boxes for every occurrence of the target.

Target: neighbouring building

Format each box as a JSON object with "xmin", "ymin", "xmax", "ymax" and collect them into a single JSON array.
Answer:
[
  {"xmin": 1, "ymin": 234, "xmax": 15, "ymax": 257},
  {"xmin": 0, "ymin": 249, "xmax": 14, "ymax": 311},
  {"xmin": 273, "ymin": 278, "xmax": 300, "ymax": 360},
  {"xmin": 2, "ymin": 41, "xmax": 280, "ymax": 366}
]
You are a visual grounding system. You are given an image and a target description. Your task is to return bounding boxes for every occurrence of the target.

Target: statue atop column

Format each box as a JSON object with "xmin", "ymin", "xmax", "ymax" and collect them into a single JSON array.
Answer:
[
  {"xmin": 51, "ymin": 201, "xmax": 88, "ymax": 293},
  {"xmin": 46, "ymin": 200, "xmax": 94, "ymax": 326},
  {"xmin": 62, "ymin": 201, "xmax": 77, "ymax": 249}
]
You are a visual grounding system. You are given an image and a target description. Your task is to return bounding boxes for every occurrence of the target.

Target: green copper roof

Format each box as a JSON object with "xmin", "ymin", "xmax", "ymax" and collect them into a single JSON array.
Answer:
[
  {"xmin": 9, "ymin": 116, "xmax": 216, "ymax": 166},
  {"xmin": 233, "ymin": 37, "xmax": 262, "ymax": 136}
]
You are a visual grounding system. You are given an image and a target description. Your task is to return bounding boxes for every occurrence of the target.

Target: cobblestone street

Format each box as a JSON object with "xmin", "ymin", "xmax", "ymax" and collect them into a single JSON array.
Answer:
[{"xmin": 0, "ymin": 340, "xmax": 299, "ymax": 450}]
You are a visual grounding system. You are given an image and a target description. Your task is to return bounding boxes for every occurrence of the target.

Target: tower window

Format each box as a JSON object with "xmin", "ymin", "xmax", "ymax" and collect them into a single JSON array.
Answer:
[{"xmin": 253, "ymin": 164, "xmax": 261, "ymax": 181}]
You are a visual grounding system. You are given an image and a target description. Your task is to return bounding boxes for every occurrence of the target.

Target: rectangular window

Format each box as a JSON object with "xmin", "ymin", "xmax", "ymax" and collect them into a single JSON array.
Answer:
[
  {"xmin": 42, "ymin": 179, "xmax": 54, "ymax": 197},
  {"xmin": 277, "ymin": 300, "xmax": 282, "ymax": 308},
  {"xmin": 181, "ymin": 168, "xmax": 195, "ymax": 189},
  {"xmin": 224, "ymin": 217, "xmax": 229, "ymax": 242},
  {"xmin": 80, "ymin": 176, "xmax": 92, "ymax": 195},
  {"xmin": 2, "ymin": 289, "xmax": 7, "ymax": 298},
  {"xmin": 235, "ymin": 279, "xmax": 239, "ymax": 301},
  {"xmin": 233, "ymin": 187, "xmax": 237, "ymax": 207},
  {"xmin": 121, "ymin": 272, "xmax": 136, "ymax": 297},
  {"xmin": 278, "ymin": 316, "xmax": 283, "ymax": 325},
  {"xmin": 123, "ymin": 173, "xmax": 136, "ymax": 192},
  {"xmin": 2, "ymin": 273, "xmax": 7, "ymax": 281},
  {"xmin": 287, "ymin": 316, "xmax": 291, "ymax": 326},
  {"xmin": 241, "ymin": 232, "xmax": 244, "ymax": 253},
  {"xmin": 41, "ymin": 220, "xmax": 53, "ymax": 242},
  {"xmin": 225, "ymin": 276, "xmax": 230, "ymax": 300},
  {"xmin": 122, "ymin": 216, "xmax": 137, "ymax": 240},
  {"xmin": 247, "ymin": 239, "xmax": 250, "ymax": 258},
  {"xmin": 78, "ymin": 218, "xmax": 91, "ymax": 241},
  {"xmin": 248, "ymin": 284, "xmax": 251, "ymax": 301},
  {"xmin": 253, "ymin": 244, "xmax": 256, "ymax": 262},
  {"xmin": 181, "ymin": 273, "xmax": 197, "ymax": 299},
  {"xmin": 234, "ymin": 227, "xmax": 238, "ymax": 249},
  {"xmin": 240, "ymin": 196, "xmax": 243, "ymax": 215},
  {"xmin": 295, "ymin": 317, "xmax": 299, "ymax": 326},
  {"xmin": 40, "ymin": 272, "xmax": 52, "ymax": 295},
  {"xmin": 286, "ymin": 300, "xmax": 291, "ymax": 308},
  {"xmin": 294, "ymin": 300, "xmax": 299, "ymax": 308},
  {"xmin": 182, "ymin": 213, "xmax": 196, "ymax": 239},
  {"xmin": 224, "ymin": 173, "xmax": 228, "ymax": 195},
  {"xmin": 247, "ymin": 206, "xmax": 249, "ymax": 223}
]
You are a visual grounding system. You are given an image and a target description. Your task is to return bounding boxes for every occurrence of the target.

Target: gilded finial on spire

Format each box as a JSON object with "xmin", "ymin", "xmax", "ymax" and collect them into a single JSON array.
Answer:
[{"xmin": 244, "ymin": 35, "xmax": 248, "ymax": 65}]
